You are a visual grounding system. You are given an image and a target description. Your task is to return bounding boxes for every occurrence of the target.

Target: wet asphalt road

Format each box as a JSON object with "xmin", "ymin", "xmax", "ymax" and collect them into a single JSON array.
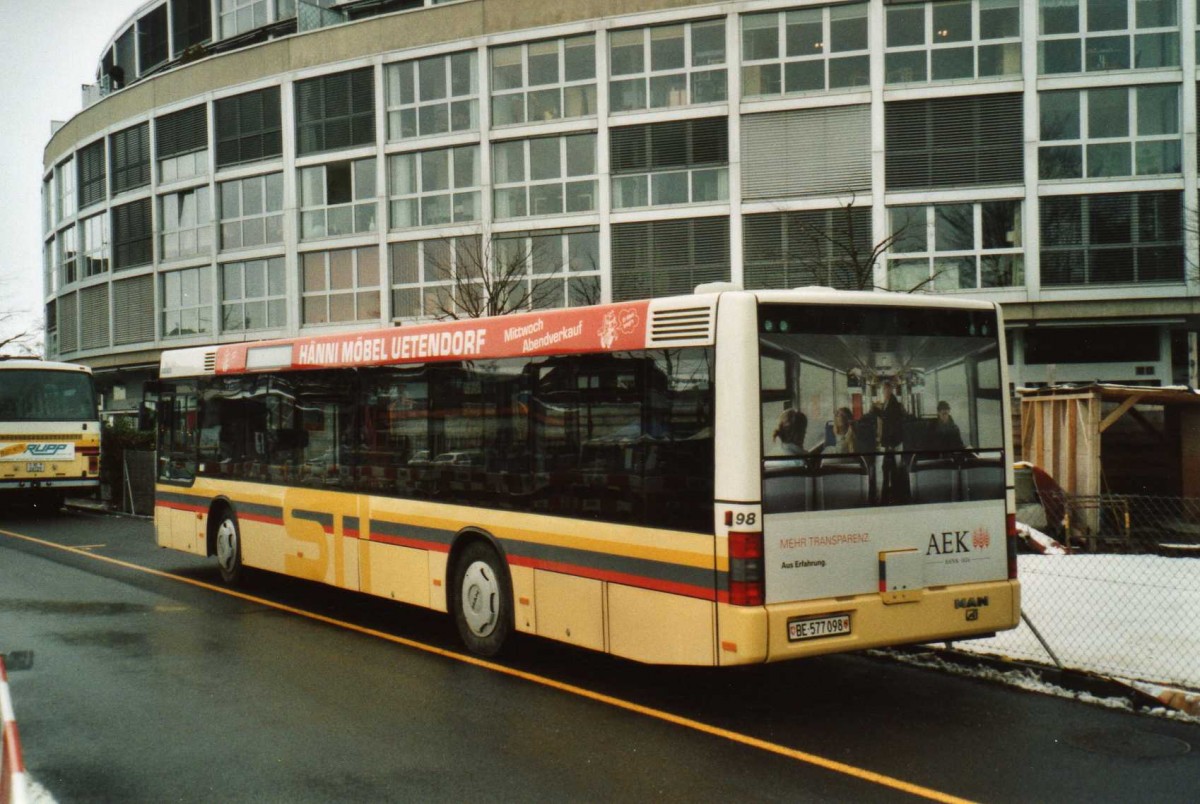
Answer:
[{"xmin": 1, "ymin": 504, "xmax": 1198, "ymax": 803}]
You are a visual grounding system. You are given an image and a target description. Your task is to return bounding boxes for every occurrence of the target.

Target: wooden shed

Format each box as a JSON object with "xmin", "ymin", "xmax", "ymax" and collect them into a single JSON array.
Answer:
[{"xmin": 1019, "ymin": 385, "xmax": 1200, "ymax": 532}]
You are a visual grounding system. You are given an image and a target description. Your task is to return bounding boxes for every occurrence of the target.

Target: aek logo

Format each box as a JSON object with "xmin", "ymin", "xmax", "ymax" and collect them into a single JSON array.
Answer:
[
  {"xmin": 926, "ymin": 531, "xmax": 971, "ymax": 555},
  {"xmin": 27, "ymin": 443, "xmax": 69, "ymax": 456}
]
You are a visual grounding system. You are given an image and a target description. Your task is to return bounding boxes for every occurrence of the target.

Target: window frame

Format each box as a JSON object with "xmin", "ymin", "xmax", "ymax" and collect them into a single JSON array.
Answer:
[
  {"xmin": 219, "ymin": 172, "xmax": 285, "ymax": 251},
  {"xmin": 386, "ymin": 50, "xmax": 479, "ymax": 140},
  {"xmin": 609, "ymin": 20, "xmax": 728, "ymax": 113},
  {"xmin": 162, "ymin": 265, "xmax": 214, "ymax": 338},
  {"xmin": 301, "ymin": 246, "xmax": 382, "ymax": 325},
  {"xmin": 299, "ymin": 157, "xmax": 378, "ymax": 240},
  {"xmin": 886, "ymin": 200, "xmax": 1026, "ymax": 292},
  {"xmin": 742, "ymin": 4, "xmax": 871, "ymax": 98},
  {"xmin": 388, "ymin": 145, "xmax": 481, "ymax": 229},
  {"xmin": 491, "ymin": 133, "xmax": 599, "ymax": 220},
  {"xmin": 221, "ymin": 256, "xmax": 287, "ymax": 332},
  {"xmin": 490, "ymin": 35, "xmax": 598, "ymax": 127}
]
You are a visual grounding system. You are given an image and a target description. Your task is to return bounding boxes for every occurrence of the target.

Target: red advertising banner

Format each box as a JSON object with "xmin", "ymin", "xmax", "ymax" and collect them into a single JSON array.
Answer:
[{"xmin": 215, "ymin": 301, "xmax": 651, "ymax": 374}]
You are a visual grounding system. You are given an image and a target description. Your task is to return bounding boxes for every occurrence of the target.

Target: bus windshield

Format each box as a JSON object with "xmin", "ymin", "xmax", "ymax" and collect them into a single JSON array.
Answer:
[
  {"xmin": 0, "ymin": 370, "xmax": 97, "ymax": 423},
  {"xmin": 759, "ymin": 303, "xmax": 1004, "ymax": 510}
]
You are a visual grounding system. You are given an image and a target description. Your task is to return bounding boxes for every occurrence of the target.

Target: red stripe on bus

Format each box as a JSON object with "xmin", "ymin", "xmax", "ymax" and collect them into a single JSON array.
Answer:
[
  {"xmin": 368, "ymin": 532, "xmax": 451, "ymax": 553},
  {"xmin": 507, "ymin": 555, "xmax": 717, "ymax": 602},
  {"xmin": 239, "ymin": 512, "xmax": 285, "ymax": 526},
  {"xmin": 343, "ymin": 528, "xmax": 360, "ymax": 539},
  {"xmin": 154, "ymin": 501, "xmax": 206, "ymax": 514}
]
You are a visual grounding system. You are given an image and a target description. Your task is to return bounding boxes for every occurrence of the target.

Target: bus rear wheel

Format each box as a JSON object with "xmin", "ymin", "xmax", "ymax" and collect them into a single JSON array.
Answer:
[
  {"xmin": 214, "ymin": 508, "xmax": 245, "ymax": 586},
  {"xmin": 452, "ymin": 541, "xmax": 512, "ymax": 657}
]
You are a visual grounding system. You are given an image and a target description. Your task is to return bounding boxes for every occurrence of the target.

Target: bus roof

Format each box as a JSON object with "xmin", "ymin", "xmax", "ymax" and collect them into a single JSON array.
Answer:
[
  {"xmin": 159, "ymin": 288, "xmax": 999, "ymax": 379},
  {"xmin": 0, "ymin": 358, "xmax": 93, "ymax": 374}
]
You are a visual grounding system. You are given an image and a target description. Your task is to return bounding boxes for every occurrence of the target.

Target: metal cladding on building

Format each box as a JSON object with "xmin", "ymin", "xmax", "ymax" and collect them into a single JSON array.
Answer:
[{"xmin": 40, "ymin": 0, "xmax": 1200, "ymax": 411}]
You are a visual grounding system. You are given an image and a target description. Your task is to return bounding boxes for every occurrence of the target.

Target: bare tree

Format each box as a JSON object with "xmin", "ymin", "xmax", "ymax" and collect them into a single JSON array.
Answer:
[
  {"xmin": 0, "ymin": 280, "xmax": 42, "ymax": 356},
  {"xmin": 423, "ymin": 233, "xmax": 599, "ymax": 319},
  {"xmin": 779, "ymin": 194, "xmax": 959, "ymax": 294}
]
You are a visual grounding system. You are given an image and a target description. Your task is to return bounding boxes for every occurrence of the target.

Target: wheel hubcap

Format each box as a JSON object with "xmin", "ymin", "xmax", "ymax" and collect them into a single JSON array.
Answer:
[
  {"xmin": 216, "ymin": 519, "xmax": 238, "ymax": 571},
  {"xmin": 460, "ymin": 560, "xmax": 499, "ymax": 637}
]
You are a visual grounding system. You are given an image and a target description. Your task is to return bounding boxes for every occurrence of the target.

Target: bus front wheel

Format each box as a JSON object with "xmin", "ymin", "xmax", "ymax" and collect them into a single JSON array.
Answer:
[
  {"xmin": 452, "ymin": 541, "xmax": 512, "ymax": 657},
  {"xmin": 214, "ymin": 508, "xmax": 245, "ymax": 586}
]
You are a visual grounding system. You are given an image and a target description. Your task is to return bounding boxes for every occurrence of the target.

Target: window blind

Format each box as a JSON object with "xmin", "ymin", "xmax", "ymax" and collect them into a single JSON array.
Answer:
[
  {"xmin": 157, "ymin": 105, "xmax": 207, "ymax": 159},
  {"xmin": 612, "ymin": 216, "xmax": 730, "ymax": 301},
  {"xmin": 742, "ymin": 105, "xmax": 870, "ymax": 199},
  {"xmin": 885, "ymin": 93, "xmax": 1022, "ymax": 190}
]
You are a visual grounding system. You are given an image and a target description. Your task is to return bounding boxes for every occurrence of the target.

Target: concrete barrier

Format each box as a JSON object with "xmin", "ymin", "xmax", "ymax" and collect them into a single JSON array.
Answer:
[{"xmin": 0, "ymin": 656, "xmax": 27, "ymax": 804}]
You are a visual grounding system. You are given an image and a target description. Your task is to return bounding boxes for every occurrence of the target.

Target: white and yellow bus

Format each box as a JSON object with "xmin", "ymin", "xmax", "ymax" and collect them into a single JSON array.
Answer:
[
  {"xmin": 0, "ymin": 358, "xmax": 100, "ymax": 510},
  {"xmin": 153, "ymin": 287, "xmax": 1019, "ymax": 664}
]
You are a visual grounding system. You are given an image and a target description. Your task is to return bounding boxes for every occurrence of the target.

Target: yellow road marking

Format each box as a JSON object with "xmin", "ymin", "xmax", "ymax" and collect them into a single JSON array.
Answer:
[{"xmin": 0, "ymin": 527, "xmax": 974, "ymax": 804}]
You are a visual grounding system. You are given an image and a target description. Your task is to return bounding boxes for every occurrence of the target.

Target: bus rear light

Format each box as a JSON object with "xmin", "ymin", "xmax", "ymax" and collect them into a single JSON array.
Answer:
[
  {"xmin": 728, "ymin": 531, "xmax": 765, "ymax": 606},
  {"xmin": 1006, "ymin": 513, "xmax": 1018, "ymax": 580}
]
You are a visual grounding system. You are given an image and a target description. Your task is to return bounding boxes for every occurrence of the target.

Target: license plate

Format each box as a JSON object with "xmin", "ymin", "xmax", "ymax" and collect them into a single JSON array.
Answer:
[
  {"xmin": 26, "ymin": 462, "xmax": 45, "ymax": 473},
  {"xmin": 787, "ymin": 613, "xmax": 851, "ymax": 642}
]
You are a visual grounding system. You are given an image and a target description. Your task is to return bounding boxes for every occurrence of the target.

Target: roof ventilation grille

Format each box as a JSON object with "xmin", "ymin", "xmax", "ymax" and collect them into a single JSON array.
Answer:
[{"xmin": 650, "ymin": 306, "xmax": 714, "ymax": 343}]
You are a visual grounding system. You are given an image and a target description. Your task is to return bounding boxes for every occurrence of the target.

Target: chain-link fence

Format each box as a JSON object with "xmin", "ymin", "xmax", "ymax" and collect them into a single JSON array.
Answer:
[{"xmin": 961, "ymin": 491, "xmax": 1200, "ymax": 691}]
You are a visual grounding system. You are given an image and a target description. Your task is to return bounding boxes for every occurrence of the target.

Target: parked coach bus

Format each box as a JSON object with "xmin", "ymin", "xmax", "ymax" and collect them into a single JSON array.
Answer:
[
  {"xmin": 0, "ymin": 358, "xmax": 100, "ymax": 510},
  {"xmin": 153, "ymin": 287, "xmax": 1019, "ymax": 664}
]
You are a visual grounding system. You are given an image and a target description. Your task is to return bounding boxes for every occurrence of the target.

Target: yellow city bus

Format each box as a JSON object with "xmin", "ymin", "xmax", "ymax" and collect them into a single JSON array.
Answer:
[
  {"xmin": 0, "ymin": 358, "xmax": 100, "ymax": 510},
  {"xmin": 153, "ymin": 287, "xmax": 1019, "ymax": 664}
]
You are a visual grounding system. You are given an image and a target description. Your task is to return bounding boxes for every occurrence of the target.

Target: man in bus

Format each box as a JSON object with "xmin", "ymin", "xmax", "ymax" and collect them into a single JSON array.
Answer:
[{"xmin": 875, "ymin": 379, "xmax": 907, "ymax": 503}]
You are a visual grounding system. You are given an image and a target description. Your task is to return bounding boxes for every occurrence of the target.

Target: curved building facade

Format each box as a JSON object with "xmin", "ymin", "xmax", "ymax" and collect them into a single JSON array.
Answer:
[{"xmin": 41, "ymin": 0, "xmax": 1200, "ymax": 415}]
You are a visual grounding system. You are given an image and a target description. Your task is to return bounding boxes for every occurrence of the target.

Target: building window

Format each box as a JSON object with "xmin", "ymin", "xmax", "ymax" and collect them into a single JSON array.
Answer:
[
  {"xmin": 887, "ymin": 201, "xmax": 1024, "ymax": 292},
  {"xmin": 1038, "ymin": 0, "xmax": 1179, "ymax": 74},
  {"xmin": 611, "ymin": 118, "xmax": 728, "ymax": 209},
  {"xmin": 77, "ymin": 140, "xmax": 107, "ymax": 210},
  {"xmin": 388, "ymin": 146, "xmax": 480, "ymax": 228},
  {"xmin": 611, "ymin": 216, "xmax": 730, "ymax": 301},
  {"xmin": 390, "ymin": 236, "xmax": 478, "ymax": 319},
  {"xmin": 491, "ymin": 228, "xmax": 602, "ymax": 310},
  {"xmin": 81, "ymin": 213, "xmax": 109, "ymax": 278},
  {"xmin": 160, "ymin": 186, "xmax": 213, "ymax": 261},
  {"xmin": 171, "ymin": 0, "xmax": 213, "ymax": 57},
  {"xmin": 742, "ymin": 4, "xmax": 870, "ymax": 98},
  {"xmin": 110, "ymin": 123, "xmax": 151, "ymax": 196},
  {"xmin": 157, "ymin": 105, "xmax": 209, "ymax": 183},
  {"xmin": 492, "ymin": 134, "xmax": 598, "ymax": 219},
  {"xmin": 219, "ymin": 173, "xmax": 284, "ymax": 250},
  {"xmin": 610, "ymin": 20, "xmax": 726, "ymax": 112},
  {"xmin": 302, "ymin": 246, "xmax": 381, "ymax": 324},
  {"xmin": 300, "ymin": 158, "xmax": 377, "ymax": 239},
  {"xmin": 162, "ymin": 266, "xmax": 213, "ymax": 337},
  {"xmin": 138, "ymin": 4, "xmax": 169, "ymax": 75},
  {"xmin": 1040, "ymin": 191, "xmax": 1182, "ymax": 286},
  {"xmin": 111, "ymin": 199, "xmax": 152, "ymax": 270},
  {"xmin": 220, "ymin": 0, "xmax": 267, "ymax": 39},
  {"xmin": 55, "ymin": 158, "xmax": 75, "ymax": 224},
  {"xmin": 221, "ymin": 256, "xmax": 286, "ymax": 331},
  {"xmin": 44, "ymin": 240, "xmax": 55, "ymax": 297},
  {"xmin": 744, "ymin": 207, "xmax": 874, "ymax": 291},
  {"xmin": 58, "ymin": 225, "xmax": 79, "ymax": 286},
  {"xmin": 386, "ymin": 50, "xmax": 478, "ymax": 140},
  {"xmin": 215, "ymin": 87, "xmax": 282, "ymax": 168},
  {"xmin": 885, "ymin": 0, "xmax": 1022, "ymax": 84},
  {"xmin": 491, "ymin": 35, "xmax": 597, "ymax": 126},
  {"xmin": 1039, "ymin": 85, "xmax": 1181, "ymax": 179},
  {"xmin": 885, "ymin": 94, "xmax": 1023, "ymax": 190},
  {"xmin": 295, "ymin": 68, "xmax": 376, "ymax": 156},
  {"xmin": 741, "ymin": 106, "xmax": 870, "ymax": 199},
  {"xmin": 112, "ymin": 275, "xmax": 155, "ymax": 345}
]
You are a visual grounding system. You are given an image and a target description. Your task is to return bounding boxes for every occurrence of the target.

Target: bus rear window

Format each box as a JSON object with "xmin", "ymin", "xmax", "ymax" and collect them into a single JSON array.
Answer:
[{"xmin": 759, "ymin": 304, "xmax": 1004, "ymax": 511}]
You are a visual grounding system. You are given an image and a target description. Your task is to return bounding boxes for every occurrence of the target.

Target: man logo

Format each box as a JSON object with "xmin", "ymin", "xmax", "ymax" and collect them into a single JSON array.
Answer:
[{"xmin": 972, "ymin": 526, "xmax": 991, "ymax": 550}]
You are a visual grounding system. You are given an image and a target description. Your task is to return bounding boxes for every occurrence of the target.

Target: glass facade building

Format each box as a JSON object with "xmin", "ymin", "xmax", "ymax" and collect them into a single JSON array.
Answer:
[{"xmin": 42, "ymin": 0, "xmax": 1200, "ymax": 413}]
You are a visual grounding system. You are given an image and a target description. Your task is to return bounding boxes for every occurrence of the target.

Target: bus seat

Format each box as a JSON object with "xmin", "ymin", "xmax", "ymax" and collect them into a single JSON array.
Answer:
[
  {"xmin": 815, "ymin": 457, "xmax": 871, "ymax": 510},
  {"xmin": 908, "ymin": 457, "xmax": 959, "ymax": 504},
  {"xmin": 961, "ymin": 458, "xmax": 1004, "ymax": 500},
  {"xmin": 764, "ymin": 466, "xmax": 812, "ymax": 513}
]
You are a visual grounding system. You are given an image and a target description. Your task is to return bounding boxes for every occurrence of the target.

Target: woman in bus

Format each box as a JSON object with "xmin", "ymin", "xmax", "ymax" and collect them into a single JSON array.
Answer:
[{"xmin": 832, "ymin": 407, "xmax": 858, "ymax": 454}]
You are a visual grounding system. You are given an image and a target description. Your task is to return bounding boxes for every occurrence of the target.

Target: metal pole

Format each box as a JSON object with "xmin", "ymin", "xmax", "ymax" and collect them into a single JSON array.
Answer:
[{"xmin": 1021, "ymin": 611, "xmax": 1063, "ymax": 669}]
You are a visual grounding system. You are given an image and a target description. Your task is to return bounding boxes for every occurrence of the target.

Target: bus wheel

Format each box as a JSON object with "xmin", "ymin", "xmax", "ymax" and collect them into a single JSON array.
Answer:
[
  {"xmin": 214, "ymin": 508, "xmax": 245, "ymax": 586},
  {"xmin": 453, "ymin": 542, "xmax": 512, "ymax": 657}
]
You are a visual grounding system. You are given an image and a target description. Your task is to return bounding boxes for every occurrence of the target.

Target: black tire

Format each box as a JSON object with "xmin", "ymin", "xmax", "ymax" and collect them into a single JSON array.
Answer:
[
  {"xmin": 213, "ymin": 507, "xmax": 245, "ymax": 586},
  {"xmin": 452, "ymin": 541, "xmax": 513, "ymax": 657}
]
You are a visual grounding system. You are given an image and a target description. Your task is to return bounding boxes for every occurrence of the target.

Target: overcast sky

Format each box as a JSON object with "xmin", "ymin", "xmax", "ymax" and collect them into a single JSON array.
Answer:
[{"xmin": 0, "ymin": 1, "xmax": 142, "ymax": 351}]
